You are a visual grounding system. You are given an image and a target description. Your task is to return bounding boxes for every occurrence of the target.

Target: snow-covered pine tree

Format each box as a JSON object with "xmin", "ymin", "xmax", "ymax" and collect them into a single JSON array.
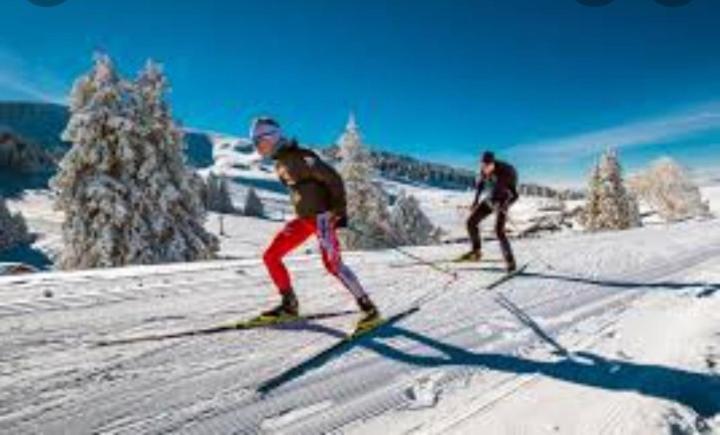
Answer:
[
  {"xmin": 390, "ymin": 191, "xmax": 439, "ymax": 246},
  {"xmin": 582, "ymin": 149, "xmax": 640, "ymax": 231},
  {"xmin": 580, "ymin": 163, "xmax": 602, "ymax": 229},
  {"xmin": 337, "ymin": 114, "xmax": 393, "ymax": 250},
  {"xmin": 0, "ymin": 196, "xmax": 31, "ymax": 253},
  {"xmin": 51, "ymin": 55, "xmax": 217, "ymax": 270},
  {"xmin": 124, "ymin": 60, "xmax": 218, "ymax": 263},
  {"xmin": 204, "ymin": 172, "xmax": 235, "ymax": 213},
  {"xmin": 243, "ymin": 187, "xmax": 265, "ymax": 217},
  {"xmin": 50, "ymin": 54, "xmax": 133, "ymax": 269},
  {"xmin": 629, "ymin": 157, "xmax": 711, "ymax": 221}
]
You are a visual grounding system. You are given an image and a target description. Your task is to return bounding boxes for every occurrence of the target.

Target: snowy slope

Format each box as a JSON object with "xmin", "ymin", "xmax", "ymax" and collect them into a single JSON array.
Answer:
[
  {"xmin": 200, "ymin": 137, "xmax": 582, "ymax": 241},
  {"xmin": 1, "ymin": 219, "xmax": 719, "ymax": 434}
]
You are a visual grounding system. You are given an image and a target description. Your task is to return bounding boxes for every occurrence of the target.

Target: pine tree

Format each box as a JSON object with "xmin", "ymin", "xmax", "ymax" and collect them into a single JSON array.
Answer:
[
  {"xmin": 204, "ymin": 172, "xmax": 235, "ymax": 213},
  {"xmin": 131, "ymin": 60, "xmax": 219, "ymax": 262},
  {"xmin": 243, "ymin": 187, "xmax": 265, "ymax": 217},
  {"xmin": 0, "ymin": 196, "xmax": 31, "ymax": 253},
  {"xmin": 336, "ymin": 114, "xmax": 393, "ymax": 250},
  {"xmin": 582, "ymin": 149, "xmax": 640, "ymax": 231},
  {"xmin": 390, "ymin": 191, "xmax": 438, "ymax": 246},
  {"xmin": 51, "ymin": 55, "xmax": 217, "ymax": 270},
  {"xmin": 629, "ymin": 157, "xmax": 711, "ymax": 221},
  {"xmin": 581, "ymin": 162, "xmax": 602, "ymax": 230}
]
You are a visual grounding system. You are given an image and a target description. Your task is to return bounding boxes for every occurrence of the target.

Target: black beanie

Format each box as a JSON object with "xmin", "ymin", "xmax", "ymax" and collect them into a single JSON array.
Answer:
[{"xmin": 481, "ymin": 151, "xmax": 495, "ymax": 164}]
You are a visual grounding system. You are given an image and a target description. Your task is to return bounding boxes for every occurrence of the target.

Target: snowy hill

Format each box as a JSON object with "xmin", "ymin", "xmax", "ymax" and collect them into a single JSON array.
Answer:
[
  {"xmin": 321, "ymin": 144, "xmax": 584, "ymax": 199},
  {"xmin": 0, "ymin": 102, "xmax": 70, "ymax": 159},
  {"xmin": 0, "ymin": 102, "xmax": 216, "ymax": 173}
]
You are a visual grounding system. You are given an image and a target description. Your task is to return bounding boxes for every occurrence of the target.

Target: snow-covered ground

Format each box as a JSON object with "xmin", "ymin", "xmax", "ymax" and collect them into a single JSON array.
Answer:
[
  {"xmin": 3, "ymin": 145, "xmax": 720, "ymax": 433},
  {"xmin": 1, "ymin": 215, "xmax": 720, "ymax": 434}
]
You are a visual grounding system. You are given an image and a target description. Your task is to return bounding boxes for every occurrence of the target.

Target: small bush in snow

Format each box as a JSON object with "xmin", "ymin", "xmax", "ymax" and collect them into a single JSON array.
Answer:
[{"xmin": 629, "ymin": 157, "xmax": 711, "ymax": 221}]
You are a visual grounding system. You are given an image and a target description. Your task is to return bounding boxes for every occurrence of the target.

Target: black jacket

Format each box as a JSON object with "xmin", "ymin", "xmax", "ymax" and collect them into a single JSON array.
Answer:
[
  {"xmin": 472, "ymin": 160, "xmax": 519, "ymax": 207},
  {"xmin": 273, "ymin": 141, "xmax": 347, "ymax": 219}
]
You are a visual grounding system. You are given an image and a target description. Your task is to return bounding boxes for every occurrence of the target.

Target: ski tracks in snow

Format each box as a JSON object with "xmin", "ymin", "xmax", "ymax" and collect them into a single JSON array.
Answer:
[{"xmin": 2, "ymin": 221, "xmax": 720, "ymax": 433}]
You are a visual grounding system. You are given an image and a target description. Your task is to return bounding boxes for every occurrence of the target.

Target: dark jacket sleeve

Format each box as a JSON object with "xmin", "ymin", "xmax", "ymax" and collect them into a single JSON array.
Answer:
[{"xmin": 308, "ymin": 152, "xmax": 348, "ymax": 217}]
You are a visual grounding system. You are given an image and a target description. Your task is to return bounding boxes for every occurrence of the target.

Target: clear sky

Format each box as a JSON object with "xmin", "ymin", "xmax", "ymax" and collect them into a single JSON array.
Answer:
[{"xmin": 1, "ymin": 0, "xmax": 720, "ymax": 186}]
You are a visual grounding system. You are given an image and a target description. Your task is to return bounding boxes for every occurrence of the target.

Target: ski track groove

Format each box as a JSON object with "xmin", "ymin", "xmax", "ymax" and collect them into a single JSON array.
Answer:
[
  {"xmin": 201, "ymin": 246, "xmax": 720, "ymax": 434},
  {"xmin": 0, "ymin": 254, "xmax": 425, "ymax": 321},
  {"xmin": 3, "ymin": 228, "xmax": 720, "ymax": 434}
]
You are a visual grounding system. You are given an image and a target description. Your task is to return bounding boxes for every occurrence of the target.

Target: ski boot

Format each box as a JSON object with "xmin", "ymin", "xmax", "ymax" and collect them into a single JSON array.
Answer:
[
  {"xmin": 505, "ymin": 258, "xmax": 517, "ymax": 273},
  {"xmin": 257, "ymin": 290, "xmax": 299, "ymax": 324},
  {"xmin": 454, "ymin": 250, "xmax": 482, "ymax": 263},
  {"xmin": 353, "ymin": 295, "xmax": 382, "ymax": 337}
]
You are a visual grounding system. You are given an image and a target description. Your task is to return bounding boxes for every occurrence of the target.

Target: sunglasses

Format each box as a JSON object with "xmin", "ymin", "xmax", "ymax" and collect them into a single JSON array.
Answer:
[{"xmin": 252, "ymin": 131, "xmax": 277, "ymax": 146}]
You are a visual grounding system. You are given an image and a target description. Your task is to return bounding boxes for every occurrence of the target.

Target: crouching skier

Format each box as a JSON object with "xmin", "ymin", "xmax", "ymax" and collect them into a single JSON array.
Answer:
[
  {"xmin": 250, "ymin": 117, "xmax": 381, "ymax": 334},
  {"xmin": 457, "ymin": 151, "xmax": 519, "ymax": 272}
]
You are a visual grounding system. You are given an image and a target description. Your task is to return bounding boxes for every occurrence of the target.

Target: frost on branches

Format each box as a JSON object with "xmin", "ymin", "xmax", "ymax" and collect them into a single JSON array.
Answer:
[
  {"xmin": 50, "ymin": 55, "xmax": 218, "ymax": 270},
  {"xmin": 336, "ymin": 114, "xmax": 393, "ymax": 250},
  {"xmin": 390, "ymin": 191, "xmax": 439, "ymax": 246},
  {"xmin": 581, "ymin": 149, "xmax": 640, "ymax": 231},
  {"xmin": 629, "ymin": 157, "xmax": 711, "ymax": 221},
  {"xmin": 0, "ymin": 197, "xmax": 32, "ymax": 253}
]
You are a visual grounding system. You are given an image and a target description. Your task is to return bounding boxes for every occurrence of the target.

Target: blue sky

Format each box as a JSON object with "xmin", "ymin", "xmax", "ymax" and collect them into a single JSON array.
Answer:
[{"xmin": 1, "ymin": 0, "xmax": 720, "ymax": 186}]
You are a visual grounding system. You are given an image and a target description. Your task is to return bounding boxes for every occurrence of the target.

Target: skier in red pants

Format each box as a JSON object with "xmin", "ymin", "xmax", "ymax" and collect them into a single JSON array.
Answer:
[{"xmin": 250, "ymin": 117, "xmax": 380, "ymax": 332}]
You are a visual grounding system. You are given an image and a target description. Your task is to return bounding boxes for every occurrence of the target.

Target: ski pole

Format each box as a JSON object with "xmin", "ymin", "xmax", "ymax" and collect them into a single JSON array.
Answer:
[
  {"xmin": 345, "ymin": 225, "xmax": 458, "ymax": 280},
  {"xmin": 503, "ymin": 207, "xmax": 568, "ymax": 274}
]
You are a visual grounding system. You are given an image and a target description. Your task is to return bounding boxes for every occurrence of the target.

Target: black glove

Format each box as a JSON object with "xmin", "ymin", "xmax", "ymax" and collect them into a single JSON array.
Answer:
[{"xmin": 335, "ymin": 215, "xmax": 348, "ymax": 228}]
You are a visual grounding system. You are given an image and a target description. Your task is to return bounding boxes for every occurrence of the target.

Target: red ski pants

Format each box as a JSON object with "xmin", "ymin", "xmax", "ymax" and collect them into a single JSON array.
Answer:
[{"xmin": 262, "ymin": 214, "xmax": 368, "ymax": 300}]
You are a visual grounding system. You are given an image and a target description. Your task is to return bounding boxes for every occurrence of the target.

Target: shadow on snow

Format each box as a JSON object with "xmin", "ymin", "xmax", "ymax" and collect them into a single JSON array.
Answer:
[{"xmin": 259, "ymin": 296, "xmax": 720, "ymax": 419}]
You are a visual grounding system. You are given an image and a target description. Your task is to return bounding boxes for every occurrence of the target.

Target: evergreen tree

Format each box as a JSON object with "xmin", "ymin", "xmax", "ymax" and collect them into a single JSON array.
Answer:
[
  {"xmin": 0, "ymin": 196, "xmax": 31, "ymax": 253},
  {"xmin": 337, "ymin": 114, "xmax": 393, "ymax": 250},
  {"xmin": 204, "ymin": 172, "xmax": 235, "ymax": 213},
  {"xmin": 243, "ymin": 187, "xmax": 265, "ymax": 217},
  {"xmin": 390, "ymin": 191, "xmax": 438, "ymax": 246},
  {"xmin": 51, "ymin": 55, "xmax": 217, "ymax": 270},
  {"xmin": 581, "ymin": 163, "xmax": 602, "ymax": 229},
  {"xmin": 582, "ymin": 149, "xmax": 640, "ymax": 231}
]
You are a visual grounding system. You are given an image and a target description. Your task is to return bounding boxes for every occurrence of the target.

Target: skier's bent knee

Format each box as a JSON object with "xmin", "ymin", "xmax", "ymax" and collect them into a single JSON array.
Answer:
[{"xmin": 263, "ymin": 249, "xmax": 279, "ymax": 267}]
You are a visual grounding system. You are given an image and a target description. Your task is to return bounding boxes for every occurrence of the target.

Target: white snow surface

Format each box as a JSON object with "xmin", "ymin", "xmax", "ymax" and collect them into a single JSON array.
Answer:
[
  {"xmin": 2, "ymin": 216, "xmax": 720, "ymax": 434},
  {"xmin": 3, "ymin": 145, "xmax": 720, "ymax": 433},
  {"xmin": 702, "ymin": 185, "xmax": 720, "ymax": 216}
]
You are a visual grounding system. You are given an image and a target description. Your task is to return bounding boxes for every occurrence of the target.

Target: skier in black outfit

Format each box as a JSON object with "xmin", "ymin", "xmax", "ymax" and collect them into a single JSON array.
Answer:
[{"xmin": 458, "ymin": 151, "xmax": 518, "ymax": 272}]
